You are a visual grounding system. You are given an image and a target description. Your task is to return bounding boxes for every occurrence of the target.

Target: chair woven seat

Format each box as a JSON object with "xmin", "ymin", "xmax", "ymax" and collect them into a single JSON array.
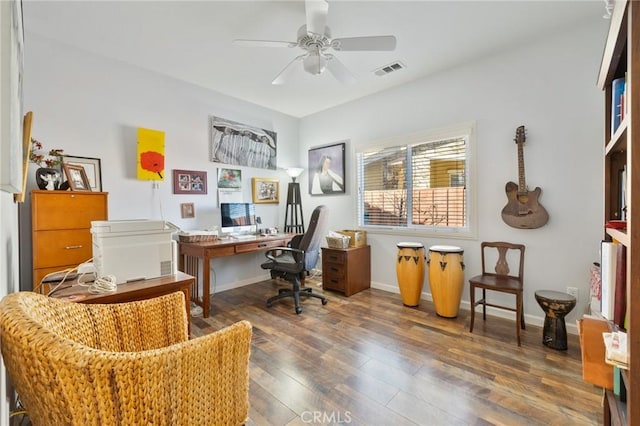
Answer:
[{"xmin": 0, "ymin": 291, "xmax": 252, "ymax": 426}]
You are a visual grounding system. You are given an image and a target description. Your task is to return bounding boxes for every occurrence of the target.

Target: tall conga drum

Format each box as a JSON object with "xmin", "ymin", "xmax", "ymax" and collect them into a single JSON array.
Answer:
[
  {"xmin": 396, "ymin": 242, "xmax": 426, "ymax": 307},
  {"xmin": 428, "ymin": 245, "xmax": 464, "ymax": 318}
]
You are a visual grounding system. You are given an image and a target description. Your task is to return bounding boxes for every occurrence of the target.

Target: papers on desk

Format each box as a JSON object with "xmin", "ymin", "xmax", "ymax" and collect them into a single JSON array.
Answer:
[{"xmin": 603, "ymin": 331, "xmax": 628, "ymax": 369}]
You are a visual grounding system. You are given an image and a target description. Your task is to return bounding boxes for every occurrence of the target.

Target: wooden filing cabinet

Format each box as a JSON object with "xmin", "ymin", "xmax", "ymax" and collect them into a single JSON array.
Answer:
[
  {"xmin": 321, "ymin": 245, "xmax": 371, "ymax": 296},
  {"xmin": 31, "ymin": 190, "xmax": 108, "ymax": 290}
]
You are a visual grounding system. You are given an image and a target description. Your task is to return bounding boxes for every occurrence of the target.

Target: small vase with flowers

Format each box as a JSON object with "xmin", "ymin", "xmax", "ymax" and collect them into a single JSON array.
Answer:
[{"xmin": 30, "ymin": 138, "xmax": 64, "ymax": 190}]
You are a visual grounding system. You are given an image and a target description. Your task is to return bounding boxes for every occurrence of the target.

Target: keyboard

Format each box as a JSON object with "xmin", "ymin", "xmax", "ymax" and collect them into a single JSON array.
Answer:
[{"xmin": 231, "ymin": 234, "xmax": 257, "ymax": 241}]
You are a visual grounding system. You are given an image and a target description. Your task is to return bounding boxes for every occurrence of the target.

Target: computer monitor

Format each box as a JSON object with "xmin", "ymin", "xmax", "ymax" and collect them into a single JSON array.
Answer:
[{"xmin": 220, "ymin": 203, "xmax": 257, "ymax": 234}]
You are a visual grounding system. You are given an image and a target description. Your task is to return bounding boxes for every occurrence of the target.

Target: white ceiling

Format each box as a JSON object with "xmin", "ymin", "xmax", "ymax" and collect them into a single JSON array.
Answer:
[{"xmin": 23, "ymin": 1, "xmax": 607, "ymax": 118}]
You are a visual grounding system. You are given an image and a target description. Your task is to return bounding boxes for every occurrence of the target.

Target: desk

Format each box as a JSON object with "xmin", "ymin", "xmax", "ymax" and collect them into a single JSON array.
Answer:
[
  {"xmin": 178, "ymin": 234, "xmax": 295, "ymax": 318},
  {"xmin": 51, "ymin": 272, "xmax": 195, "ymax": 332}
]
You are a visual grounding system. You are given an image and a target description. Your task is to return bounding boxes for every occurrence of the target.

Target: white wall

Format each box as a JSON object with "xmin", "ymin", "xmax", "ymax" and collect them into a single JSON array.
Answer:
[
  {"xmin": 22, "ymin": 34, "xmax": 300, "ymax": 292},
  {"xmin": 297, "ymin": 22, "xmax": 606, "ymax": 328},
  {"xmin": 22, "ymin": 20, "xmax": 606, "ymax": 331}
]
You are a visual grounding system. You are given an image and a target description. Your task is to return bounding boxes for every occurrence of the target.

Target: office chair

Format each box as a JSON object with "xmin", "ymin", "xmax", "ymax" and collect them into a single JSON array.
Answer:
[
  {"xmin": 469, "ymin": 241, "xmax": 526, "ymax": 346},
  {"xmin": 261, "ymin": 205, "xmax": 329, "ymax": 314},
  {"xmin": 0, "ymin": 292, "xmax": 252, "ymax": 425}
]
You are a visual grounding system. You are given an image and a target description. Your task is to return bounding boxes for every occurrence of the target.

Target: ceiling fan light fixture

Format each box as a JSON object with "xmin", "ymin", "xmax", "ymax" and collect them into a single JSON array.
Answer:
[{"xmin": 303, "ymin": 51, "xmax": 327, "ymax": 75}]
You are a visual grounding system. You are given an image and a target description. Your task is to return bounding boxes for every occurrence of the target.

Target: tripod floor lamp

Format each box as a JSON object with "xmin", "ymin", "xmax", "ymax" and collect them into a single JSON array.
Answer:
[{"xmin": 284, "ymin": 168, "xmax": 305, "ymax": 234}]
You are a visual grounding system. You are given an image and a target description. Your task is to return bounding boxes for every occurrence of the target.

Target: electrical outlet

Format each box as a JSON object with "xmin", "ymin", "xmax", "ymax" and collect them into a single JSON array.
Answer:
[{"xmin": 566, "ymin": 287, "xmax": 579, "ymax": 299}]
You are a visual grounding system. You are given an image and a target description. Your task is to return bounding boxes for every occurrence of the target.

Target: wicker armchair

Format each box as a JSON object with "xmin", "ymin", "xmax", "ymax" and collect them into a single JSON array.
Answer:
[{"xmin": 0, "ymin": 291, "xmax": 252, "ymax": 426}]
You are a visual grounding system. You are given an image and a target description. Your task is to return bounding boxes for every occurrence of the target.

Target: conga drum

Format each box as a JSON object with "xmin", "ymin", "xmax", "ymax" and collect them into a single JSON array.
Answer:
[
  {"xmin": 428, "ymin": 245, "xmax": 464, "ymax": 318},
  {"xmin": 396, "ymin": 242, "xmax": 426, "ymax": 307}
]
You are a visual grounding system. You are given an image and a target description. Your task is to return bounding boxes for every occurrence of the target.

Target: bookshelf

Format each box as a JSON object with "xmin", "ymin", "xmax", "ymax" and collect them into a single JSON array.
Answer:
[{"xmin": 598, "ymin": 0, "xmax": 638, "ymax": 424}]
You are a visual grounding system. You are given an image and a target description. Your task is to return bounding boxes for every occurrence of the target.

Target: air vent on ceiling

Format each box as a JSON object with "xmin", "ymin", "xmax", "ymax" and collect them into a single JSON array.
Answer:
[{"xmin": 374, "ymin": 61, "xmax": 406, "ymax": 76}]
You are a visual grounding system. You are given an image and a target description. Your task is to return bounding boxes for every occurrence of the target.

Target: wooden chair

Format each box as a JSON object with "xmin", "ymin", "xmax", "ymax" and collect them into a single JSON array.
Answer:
[{"xmin": 469, "ymin": 241, "xmax": 526, "ymax": 346}]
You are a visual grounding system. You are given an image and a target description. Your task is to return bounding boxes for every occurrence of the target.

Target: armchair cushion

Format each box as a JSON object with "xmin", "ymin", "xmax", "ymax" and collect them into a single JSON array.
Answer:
[{"xmin": 0, "ymin": 291, "xmax": 252, "ymax": 426}]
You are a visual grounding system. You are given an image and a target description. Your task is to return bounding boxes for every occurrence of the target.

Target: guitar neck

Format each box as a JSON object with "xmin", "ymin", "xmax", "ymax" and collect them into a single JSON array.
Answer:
[{"xmin": 517, "ymin": 142, "xmax": 527, "ymax": 193}]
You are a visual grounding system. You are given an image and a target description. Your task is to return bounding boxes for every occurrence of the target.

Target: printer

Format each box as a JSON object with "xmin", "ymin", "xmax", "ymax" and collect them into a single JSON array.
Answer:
[{"xmin": 91, "ymin": 220, "xmax": 178, "ymax": 284}]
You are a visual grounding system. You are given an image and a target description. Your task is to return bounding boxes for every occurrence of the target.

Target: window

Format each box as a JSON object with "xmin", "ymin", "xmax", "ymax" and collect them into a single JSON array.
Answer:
[{"xmin": 356, "ymin": 123, "xmax": 475, "ymax": 237}]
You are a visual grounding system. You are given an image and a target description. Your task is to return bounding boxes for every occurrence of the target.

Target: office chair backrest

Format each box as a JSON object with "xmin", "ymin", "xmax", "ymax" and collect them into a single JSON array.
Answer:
[{"xmin": 297, "ymin": 205, "xmax": 329, "ymax": 271}]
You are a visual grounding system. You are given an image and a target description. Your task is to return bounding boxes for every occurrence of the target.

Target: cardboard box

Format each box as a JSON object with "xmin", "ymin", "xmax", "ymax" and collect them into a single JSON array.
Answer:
[
  {"xmin": 337, "ymin": 230, "xmax": 367, "ymax": 247},
  {"xmin": 577, "ymin": 315, "xmax": 614, "ymax": 390}
]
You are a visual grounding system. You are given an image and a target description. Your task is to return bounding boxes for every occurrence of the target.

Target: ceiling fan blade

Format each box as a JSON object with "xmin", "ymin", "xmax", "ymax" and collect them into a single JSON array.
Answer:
[
  {"xmin": 325, "ymin": 55, "xmax": 356, "ymax": 85},
  {"xmin": 233, "ymin": 39, "xmax": 297, "ymax": 48},
  {"xmin": 305, "ymin": 0, "xmax": 329, "ymax": 35},
  {"xmin": 272, "ymin": 55, "xmax": 306, "ymax": 85},
  {"xmin": 331, "ymin": 35, "xmax": 397, "ymax": 51}
]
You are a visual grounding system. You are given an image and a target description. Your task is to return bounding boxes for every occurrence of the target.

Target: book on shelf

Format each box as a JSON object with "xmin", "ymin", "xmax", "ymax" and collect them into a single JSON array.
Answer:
[
  {"xmin": 611, "ymin": 76, "xmax": 626, "ymax": 137},
  {"xmin": 614, "ymin": 244, "xmax": 626, "ymax": 328},
  {"xmin": 601, "ymin": 241, "xmax": 617, "ymax": 320},
  {"xmin": 589, "ymin": 262, "xmax": 602, "ymax": 314}
]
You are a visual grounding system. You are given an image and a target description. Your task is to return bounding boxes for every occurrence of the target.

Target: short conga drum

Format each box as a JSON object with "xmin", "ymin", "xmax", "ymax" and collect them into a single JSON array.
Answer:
[
  {"xmin": 396, "ymin": 242, "xmax": 426, "ymax": 307},
  {"xmin": 428, "ymin": 245, "xmax": 464, "ymax": 318}
]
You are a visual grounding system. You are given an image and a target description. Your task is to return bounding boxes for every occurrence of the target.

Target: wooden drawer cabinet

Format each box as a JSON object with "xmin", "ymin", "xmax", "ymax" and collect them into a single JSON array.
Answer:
[
  {"xmin": 31, "ymin": 190, "xmax": 108, "ymax": 290},
  {"xmin": 235, "ymin": 239, "xmax": 286, "ymax": 253},
  {"xmin": 321, "ymin": 245, "xmax": 370, "ymax": 296}
]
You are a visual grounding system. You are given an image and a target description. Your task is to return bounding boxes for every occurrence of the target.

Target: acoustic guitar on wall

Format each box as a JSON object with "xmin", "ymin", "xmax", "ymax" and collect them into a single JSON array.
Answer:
[{"xmin": 501, "ymin": 125, "xmax": 549, "ymax": 229}]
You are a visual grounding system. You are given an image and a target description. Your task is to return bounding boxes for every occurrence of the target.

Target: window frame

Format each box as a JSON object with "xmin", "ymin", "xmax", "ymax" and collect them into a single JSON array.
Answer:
[{"xmin": 355, "ymin": 121, "xmax": 477, "ymax": 240}]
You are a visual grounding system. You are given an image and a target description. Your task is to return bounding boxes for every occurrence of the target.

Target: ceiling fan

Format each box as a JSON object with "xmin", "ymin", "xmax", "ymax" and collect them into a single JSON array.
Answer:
[{"xmin": 233, "ymin": 0, "xmax": 397, "ymax": 85}]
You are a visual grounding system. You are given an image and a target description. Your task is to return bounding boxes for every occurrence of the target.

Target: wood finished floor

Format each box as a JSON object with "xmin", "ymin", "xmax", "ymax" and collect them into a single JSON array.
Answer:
[{"xmin": 191, "ymin": 278, "xmax": 601, "ymax": 426}]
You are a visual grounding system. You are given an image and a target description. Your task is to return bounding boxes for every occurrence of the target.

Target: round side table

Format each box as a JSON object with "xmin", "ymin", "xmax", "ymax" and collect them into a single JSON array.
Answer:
[{"xmin": 534, "ymin": 290, "xmax": 577, "ymax": 350}]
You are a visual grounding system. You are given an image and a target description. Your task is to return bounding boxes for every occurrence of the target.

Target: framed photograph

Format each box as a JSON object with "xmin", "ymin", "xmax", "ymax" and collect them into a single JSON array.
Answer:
[
  {"xmin": 252, "ymin": 177, "xmax": 279, "ymax": 204},
  {"xmin": 181, "ymin": 202, "xmax": 195, "ymax": 219},
  {"xmin": 308, "ymin": 141, "xmax": 346, "ymax": 195},
  {"xmin": 62, "ymin": 163, "xmax": 91, "ymax": 191},
  {"xmin": 173, "ymin": 169, "xmax": 207, "ymax": 194},
  {"xmin": 0, "ymin": 0, "xmax": 24, "ymax": 194},
  {"xmin": 62, "ymin": 155, "xmax": 102, "ymax": 191}
]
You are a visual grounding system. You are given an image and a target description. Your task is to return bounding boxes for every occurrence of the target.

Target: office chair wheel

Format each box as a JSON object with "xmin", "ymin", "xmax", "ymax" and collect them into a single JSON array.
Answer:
[
  {"xmin": 322, "ymin": 299, "xmax": 328, "ymax": 305},
  {"xmin": 295, "ymin": 307, "xmax": 302, "ymax": 314}
]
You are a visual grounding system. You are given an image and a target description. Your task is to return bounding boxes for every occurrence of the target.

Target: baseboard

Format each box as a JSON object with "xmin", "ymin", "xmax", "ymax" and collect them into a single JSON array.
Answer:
[{"xmin": 371, "ymin": 281, "xmax": 578, "ymax": 336}]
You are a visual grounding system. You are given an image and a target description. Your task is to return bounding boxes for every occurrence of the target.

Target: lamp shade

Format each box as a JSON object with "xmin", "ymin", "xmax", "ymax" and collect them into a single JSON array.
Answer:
[
  {"xmin": 286, "ymin": 167, "xmax": 305, "ymax": 182},
  {"xmin": 303, "ymin": 50, "xmax": 327, "ymax": 75}
]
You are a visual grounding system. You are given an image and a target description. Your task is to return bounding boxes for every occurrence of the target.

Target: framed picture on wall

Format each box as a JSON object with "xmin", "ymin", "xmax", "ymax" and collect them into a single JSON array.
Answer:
[
  {"xmin": 0, "ymin": 0, "xmax": 25, "ymax": 194},
  {"xmin": 252, "ymin": 177, "xmax": 279, "ymax": 204},
  {"xmin": 308, "ymin": 142, "xmax": 346, "ymax": 195},
  {"xmin": 173, "ymin": 169, "xmax": 207, "ymax": 194},
  {"xmin": 181, "ymin": 202, "xmax": 195, "ymax": 218}
]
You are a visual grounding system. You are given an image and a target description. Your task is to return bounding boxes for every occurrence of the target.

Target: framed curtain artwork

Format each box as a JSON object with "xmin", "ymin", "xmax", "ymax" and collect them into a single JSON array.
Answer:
[
  {"xmin": 308, "ymin": 142, "xmax": 346, "ymax": 195},
  {"xmin": 209, "ymin": 116, "xmax": 277, "ymax": 170}
]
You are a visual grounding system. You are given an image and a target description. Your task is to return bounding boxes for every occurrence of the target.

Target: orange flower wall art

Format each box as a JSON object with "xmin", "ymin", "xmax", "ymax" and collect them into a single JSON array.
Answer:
[{"xmin": 137, "ymin": 127, "xmax": 165, "ymax": 180}]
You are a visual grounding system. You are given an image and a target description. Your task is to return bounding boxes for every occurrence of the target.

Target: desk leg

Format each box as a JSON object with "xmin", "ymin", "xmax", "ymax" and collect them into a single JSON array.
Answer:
[{"xmin": 203, "ymin": 256, "xmax": 211, "ymax": 318}]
